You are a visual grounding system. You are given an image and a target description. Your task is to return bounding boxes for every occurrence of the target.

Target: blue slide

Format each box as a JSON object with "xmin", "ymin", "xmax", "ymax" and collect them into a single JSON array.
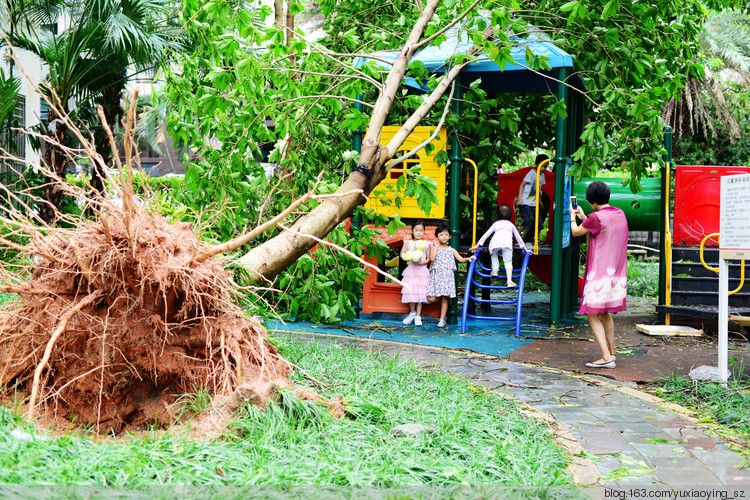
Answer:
[{"xmin": 460, "ymin": 250, "xmax": 532, "ymax": 336}]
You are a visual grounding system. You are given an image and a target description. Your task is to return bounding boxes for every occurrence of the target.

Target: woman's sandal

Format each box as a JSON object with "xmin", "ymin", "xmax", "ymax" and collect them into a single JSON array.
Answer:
[{"xmin": 585, "ymin": 359, "xmax": 616, "ymax": 369}]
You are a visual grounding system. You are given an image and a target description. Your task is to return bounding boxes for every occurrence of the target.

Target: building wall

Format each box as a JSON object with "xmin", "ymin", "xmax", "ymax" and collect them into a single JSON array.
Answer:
[{"xmin": 1, "ymin": 45, "xmax": 43, "ymax": 169}]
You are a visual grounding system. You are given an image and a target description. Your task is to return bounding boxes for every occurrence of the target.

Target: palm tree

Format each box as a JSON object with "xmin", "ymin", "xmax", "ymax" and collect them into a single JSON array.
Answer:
[
  {"xmin": 0, "ymin": 68, "xmax": 21, "ymax": 162},
  {"xmin": 663, "ymin": 8, "xmax": 750, "ymax": 143},
  {"xmin": 4, "ymin": 0, "xmax": 176, "ymax": 221},
  {"xmin": 79, "ymin": 0, "xmax": 177, "ymax": 194},
  {"xmin": 701, "ymin": 8, "xmax": 750, "ymax": 75}
]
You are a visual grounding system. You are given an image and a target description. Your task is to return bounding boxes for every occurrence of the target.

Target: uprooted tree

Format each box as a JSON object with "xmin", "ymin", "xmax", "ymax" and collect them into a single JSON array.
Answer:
[
  {"xmin": 0, "ymin": 95, "xmax": 301, "ymax": 434},
  {"xmin": 0, "ymin": 0, "xmax": 453, "ymax": 434}
]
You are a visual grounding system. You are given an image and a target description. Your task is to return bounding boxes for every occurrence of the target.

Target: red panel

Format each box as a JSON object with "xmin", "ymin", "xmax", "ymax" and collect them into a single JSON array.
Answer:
[
  {"xmin": 673, "ymin": 166, "xmax": 750, "ymax": 246},
  {"xmin": 496, "ymin": 167, "xmax": 555, "ymax": 241}
]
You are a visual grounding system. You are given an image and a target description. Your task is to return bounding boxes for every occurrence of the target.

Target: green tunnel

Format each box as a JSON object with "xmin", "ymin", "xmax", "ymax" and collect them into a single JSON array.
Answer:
[{"xmin": 573, "ymin": 177, "xmax": 662, "ymax": 232}]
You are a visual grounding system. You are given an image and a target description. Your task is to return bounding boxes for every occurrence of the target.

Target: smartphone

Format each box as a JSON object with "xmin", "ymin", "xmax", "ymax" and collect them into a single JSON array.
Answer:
[{"xmin": 570, "ymin": 196, "xmax": 577, "ymax": 209}]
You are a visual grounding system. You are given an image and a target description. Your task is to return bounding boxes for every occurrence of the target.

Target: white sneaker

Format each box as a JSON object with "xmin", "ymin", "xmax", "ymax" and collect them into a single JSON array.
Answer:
[
  {"xmin": 414, "ymin": 316, "xmax": 422, "ymax": 326},
  {"xmin": 437, "ymin": 319, "xmax": 446, "ymax": 328},
  {"xmin": 403, "ymin": 312, "xmax": 417, "ymax": 325}
]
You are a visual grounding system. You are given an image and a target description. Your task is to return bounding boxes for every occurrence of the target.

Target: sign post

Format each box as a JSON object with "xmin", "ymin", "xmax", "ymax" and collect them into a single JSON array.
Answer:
[{"xmin": 718, "ymin": 174, "xmax": 750, "ymax": 384}]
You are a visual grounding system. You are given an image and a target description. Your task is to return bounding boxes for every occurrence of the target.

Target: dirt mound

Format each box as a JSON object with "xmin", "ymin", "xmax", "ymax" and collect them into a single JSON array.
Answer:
[{"xmin": 0, "ymin": 207, "xmax": 289, "ymax": 433}]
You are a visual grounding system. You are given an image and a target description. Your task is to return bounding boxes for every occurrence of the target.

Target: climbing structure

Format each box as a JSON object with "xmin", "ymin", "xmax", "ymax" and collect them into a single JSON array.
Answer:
[{"xmin": 461, "ymin": 250, "xmax": 532, "ymax": 336}]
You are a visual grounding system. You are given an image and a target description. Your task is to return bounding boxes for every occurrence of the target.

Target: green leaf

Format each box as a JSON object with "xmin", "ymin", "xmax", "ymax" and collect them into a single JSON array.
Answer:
[{"xmin": 560, "ymin": 1, "xmax": 579, "ymax": 12}]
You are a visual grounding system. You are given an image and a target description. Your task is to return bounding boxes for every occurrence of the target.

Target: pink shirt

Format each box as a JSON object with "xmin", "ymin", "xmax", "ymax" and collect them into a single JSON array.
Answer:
[
  {"xmin": 579, "ymin": 206, "xmax": 628, "ymax": 314},
  {"xmin": 477, "ymin": 220, "xmax": 525, "ymax": 253}
]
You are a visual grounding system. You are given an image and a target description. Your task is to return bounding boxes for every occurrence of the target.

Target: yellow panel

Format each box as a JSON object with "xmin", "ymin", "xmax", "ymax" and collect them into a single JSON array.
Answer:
[{"xmin": 364, "ymin": 126, "xmax": 447, "ymax": 219}]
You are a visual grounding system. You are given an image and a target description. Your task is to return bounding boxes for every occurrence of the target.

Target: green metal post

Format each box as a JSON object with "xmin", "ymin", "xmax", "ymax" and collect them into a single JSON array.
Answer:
[
  {"xmin": 550, "ymin": 67, "xmax": 569, "ymax": 326},
  {"xmin": 658, "ymin": 126, "xmax": 673, "ymax": 322},
  {"xmin": 448, "ymin": 77, "xmax": 464, "ymax": 325},
  {"xmin": 564, "ymin": 89, "xmax": 584, "ymax": 315},
  {"xmin": 352, "ymin": 96, "xmax": 365, "ymax": 317}
]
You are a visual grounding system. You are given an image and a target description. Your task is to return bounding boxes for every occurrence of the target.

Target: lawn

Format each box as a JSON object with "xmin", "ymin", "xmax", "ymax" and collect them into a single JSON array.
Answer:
[
  {"xmin": 0, "ymin": 335, "xmax": 573, "ymax": 489},
  {"xmin": 648, "ymin": 367, "xmax": 750, "ymax": 458}
]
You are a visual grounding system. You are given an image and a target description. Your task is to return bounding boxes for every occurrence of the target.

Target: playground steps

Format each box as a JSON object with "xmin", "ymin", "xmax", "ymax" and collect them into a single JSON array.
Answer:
[
  {"xmin": 657, "ymin": 246, "xmax": 750, "ymax": 317},
  {"xmin": 461, "ymin": 251, "xmax": 531, "ymax": 336}
]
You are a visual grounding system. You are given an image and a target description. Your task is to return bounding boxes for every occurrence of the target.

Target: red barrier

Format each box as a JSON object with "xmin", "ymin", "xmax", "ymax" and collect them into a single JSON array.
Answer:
[
  {"xmin": 673, "ymin": 165, "xmax": 750, "ymax": 246},
  {"xmin": 496, "ymin": 166, "xmax": 555, "ymax": 238}
]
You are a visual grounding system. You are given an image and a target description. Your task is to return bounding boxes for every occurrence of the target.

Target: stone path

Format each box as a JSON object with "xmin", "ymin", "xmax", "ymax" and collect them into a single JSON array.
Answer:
[{"xmin": 280, "ymin": 331, "xmax": 750, "ymax": 495}]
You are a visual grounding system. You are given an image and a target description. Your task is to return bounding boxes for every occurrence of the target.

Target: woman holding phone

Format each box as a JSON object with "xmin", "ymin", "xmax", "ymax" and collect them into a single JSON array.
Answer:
[{"xmin": 569, "ymin": 182, "xmax": 628, "ymax": 369}]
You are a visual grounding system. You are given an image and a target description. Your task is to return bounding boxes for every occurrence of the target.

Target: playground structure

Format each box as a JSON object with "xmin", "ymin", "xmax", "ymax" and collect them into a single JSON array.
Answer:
[
  {"xmin": 360, "ymin": 224, "xmax": 440, "ymax": 317},
  {"xmin": 658, "ymin": 164, "xmax": 750, "ymax": 323},
  {"xmin": 353, "ymin": 24, "xmax": 587, "ymax": 326},
  {"xmin": 358, "ymin": 133, "xmax": 748, "ymax": 334},
  {"xmin": 461, "ymin": 250, "xmax": 531, "ymax": 336},
  {"xmin": 352, "ymin": 19, "xmax": 743, "ymax": 332}
]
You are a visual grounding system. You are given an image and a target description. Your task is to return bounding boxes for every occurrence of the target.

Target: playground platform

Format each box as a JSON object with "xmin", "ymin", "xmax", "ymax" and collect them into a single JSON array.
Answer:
[{"xmin": 267, "ymin": 291, "xmax": 561, "ymax": 359}]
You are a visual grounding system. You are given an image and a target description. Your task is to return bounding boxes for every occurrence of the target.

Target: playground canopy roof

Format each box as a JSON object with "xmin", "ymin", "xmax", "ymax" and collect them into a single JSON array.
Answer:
[{"xmin": 353, "ymin": 25, "xmax": 585, "ymax": 94}]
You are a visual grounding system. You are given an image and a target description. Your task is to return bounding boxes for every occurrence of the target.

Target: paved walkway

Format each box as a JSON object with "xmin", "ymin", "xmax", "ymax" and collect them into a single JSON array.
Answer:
[{"xmin": 278, "ymin": 331, "xmax": 750, "ymax": 495}]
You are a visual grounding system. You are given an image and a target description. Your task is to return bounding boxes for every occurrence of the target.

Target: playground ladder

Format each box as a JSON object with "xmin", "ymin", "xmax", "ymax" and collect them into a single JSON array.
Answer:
[{"xmin": 460, "ymin": 250, "xmax": 531, "ymax": 336}]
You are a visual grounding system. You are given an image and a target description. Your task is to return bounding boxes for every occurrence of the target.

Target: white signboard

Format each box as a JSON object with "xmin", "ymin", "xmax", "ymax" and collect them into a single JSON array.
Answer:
[{"xmin": 720, "ymin": 173, "xmax": 750, "ymax": 259}]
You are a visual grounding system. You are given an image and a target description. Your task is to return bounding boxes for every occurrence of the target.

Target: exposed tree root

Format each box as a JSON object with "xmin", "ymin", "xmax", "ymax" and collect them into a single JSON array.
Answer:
[
  {"xmin": 0, "ymin": 207, "xmax": 291, "ymax": 433},
  {"xmin": 0, "ymin": 94, "xmax": 292, "ymax": 435}
]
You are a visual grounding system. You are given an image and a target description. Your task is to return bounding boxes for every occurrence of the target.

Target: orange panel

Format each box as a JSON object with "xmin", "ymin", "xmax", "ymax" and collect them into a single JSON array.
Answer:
[{"xmin": 361, "ymin": 225, "xmax": 441, "ymax": 317}]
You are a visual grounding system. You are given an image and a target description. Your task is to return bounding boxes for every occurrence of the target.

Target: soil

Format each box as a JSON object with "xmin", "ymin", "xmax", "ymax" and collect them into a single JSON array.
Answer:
[{"xmin": 0, "ymin": 207, "xmax": 290, "ymax": 434}]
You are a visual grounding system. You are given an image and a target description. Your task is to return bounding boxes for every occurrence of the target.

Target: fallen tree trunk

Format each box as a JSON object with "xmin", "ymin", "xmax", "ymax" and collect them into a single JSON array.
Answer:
[{"xmin": 236, "ymin": 1, "xmax": 489, "ymax": 281}]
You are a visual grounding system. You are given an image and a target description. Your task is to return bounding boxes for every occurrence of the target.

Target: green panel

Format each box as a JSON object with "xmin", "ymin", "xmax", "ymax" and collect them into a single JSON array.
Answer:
[{"xmin": 573, "ymin": 177, "xmax": 661, "ymax": 232}]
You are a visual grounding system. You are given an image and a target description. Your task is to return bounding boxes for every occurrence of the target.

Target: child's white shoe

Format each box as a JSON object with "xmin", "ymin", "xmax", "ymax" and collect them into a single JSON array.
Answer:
[
  {"xmin": 491, "ymin": 270, "xmax": 498, "ymax": 277},
  {"xmin": 403, "ymin": 312, "xmax": 417, "ymax": 325},
  {"xmin": 507, "ymin": 281, "xmax": 517, "ymax": 288},
  {"xmin": 414, "ymin": 316, "xmax": 422, "ymax": 326},
  {"xmin": 437, "ymin": 319, "xmax": 446, "ymax": 328}
]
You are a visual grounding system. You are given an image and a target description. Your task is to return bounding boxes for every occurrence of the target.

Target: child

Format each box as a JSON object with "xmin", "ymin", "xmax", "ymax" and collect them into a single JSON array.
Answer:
[
  {"xmin": 400, "ymin": 221, "xmax": 432, "ymax": 326},
  {"xmin": 426, "ymin": 224, "xmax": 476, "ymax": 327},
  {"xmin": 470, "ymin": 205, "xmax": 526, "ymax": 288}
]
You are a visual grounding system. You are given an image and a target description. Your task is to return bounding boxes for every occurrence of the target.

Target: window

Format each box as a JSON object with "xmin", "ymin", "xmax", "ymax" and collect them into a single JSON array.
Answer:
[{"xmin": 0, "ymin": 96, "xmax": 26, "ymax": 179}]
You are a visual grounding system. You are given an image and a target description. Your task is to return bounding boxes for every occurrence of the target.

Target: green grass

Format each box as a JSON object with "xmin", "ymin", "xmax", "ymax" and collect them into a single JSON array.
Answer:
[
  {"xmin": 0, "ymin": 336, "xmax": 572, "ymax": 487},
  {"xmin": 0, "ymin": 292, "xmax": 17, "ymax": 307},
  {"xmin": 648, "ymin": 367, "xmax": 750, "ymax": 444},
  {"xmin": 627, "ymin": 259, "xmax": 658, "ymax": 297}
]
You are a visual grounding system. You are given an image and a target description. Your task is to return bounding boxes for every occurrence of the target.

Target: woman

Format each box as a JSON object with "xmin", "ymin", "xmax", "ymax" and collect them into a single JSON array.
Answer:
[{"xmin": 569, "ymin": 181, "xmax": 628, "ymax": 369}]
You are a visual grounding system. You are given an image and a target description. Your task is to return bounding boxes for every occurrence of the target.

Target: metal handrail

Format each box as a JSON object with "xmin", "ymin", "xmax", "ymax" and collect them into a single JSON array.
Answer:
[
  {"xmin": 700, "ymin": 232, "xmax": 745, "ymax": 295},
  {"xmin": 700, "ymin": 233, "xmax": 721, "ymax": 273},
  {"xmin": 465, "ymin": 158, "xmax": 478, "ymax": 248},
  {"xmin": 532, "ymin": 158, "xmax": 551, "ymax": 255}
]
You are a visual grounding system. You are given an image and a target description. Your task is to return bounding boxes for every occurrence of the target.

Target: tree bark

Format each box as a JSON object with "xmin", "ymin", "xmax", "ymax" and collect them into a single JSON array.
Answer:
[
  {"xmin": 39, "ymin": 110, "xmax": 69, "ymax": 224},
  {"xmin": 92, "ymin": 78, "xmax": 125, "ymax": 196},
  {"xmin": 237, "ymin": 0, "xmax": 467, "ymax": 281}
]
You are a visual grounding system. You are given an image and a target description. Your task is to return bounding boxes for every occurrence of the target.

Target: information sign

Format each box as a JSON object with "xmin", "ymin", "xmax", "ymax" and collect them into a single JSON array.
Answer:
[{"xmin": 720, "ymin": 174, "xmax": 750, "ymax": 259}]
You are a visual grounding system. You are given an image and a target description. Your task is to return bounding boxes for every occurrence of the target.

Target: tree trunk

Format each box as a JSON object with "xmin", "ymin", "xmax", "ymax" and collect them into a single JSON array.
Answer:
[
  {"xmin": 39, "ymin": 111, "xmax": 69, "ymax": 224},
  {"xmin": 93, "ymin": 79, "xmax": 125, "ymax": 196},
  {"xmin": 237, "ymin": 0, "xmax": 444, "ymax": 281}
]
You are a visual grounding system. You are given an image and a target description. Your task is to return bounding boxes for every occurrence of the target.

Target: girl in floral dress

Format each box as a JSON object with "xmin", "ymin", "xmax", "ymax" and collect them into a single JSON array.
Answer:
[{"xmin": 426, "ymin": 224, "xmax": 476, "ymax": 327}]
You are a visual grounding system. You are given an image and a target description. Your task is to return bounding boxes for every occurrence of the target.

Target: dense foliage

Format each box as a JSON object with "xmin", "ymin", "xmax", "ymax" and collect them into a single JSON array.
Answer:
[{"xmin": 153, "ymin": 0, "xmax": 746, "ymax": 319}]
